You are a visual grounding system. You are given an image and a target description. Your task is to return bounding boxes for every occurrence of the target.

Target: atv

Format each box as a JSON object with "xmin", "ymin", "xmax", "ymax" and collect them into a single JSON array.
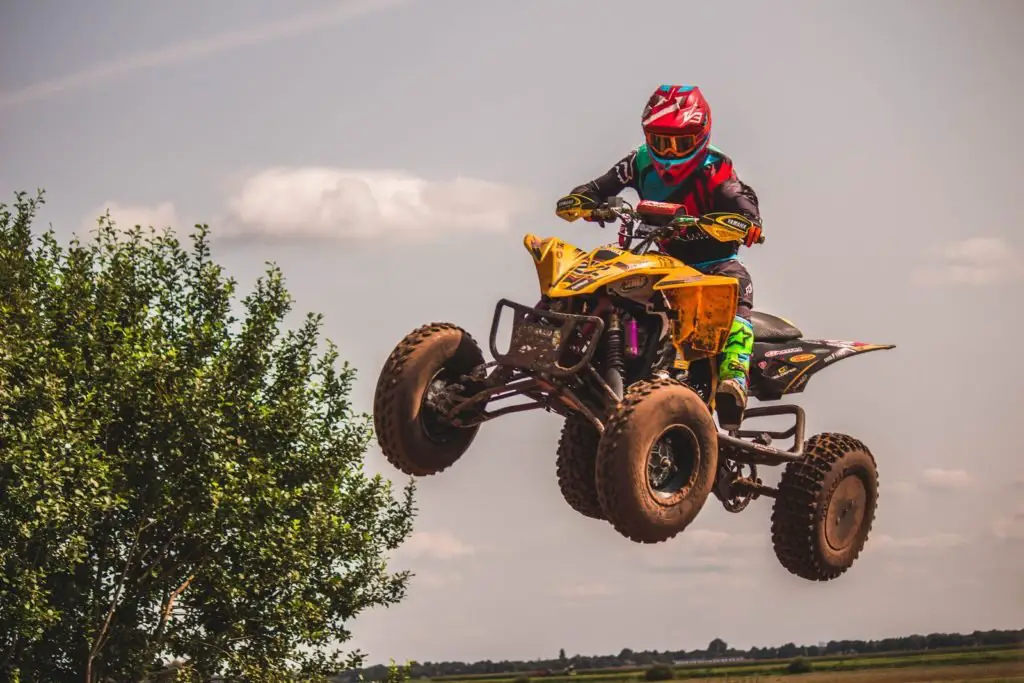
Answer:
[{"xmin": 372, "ymin": 196, "xmax": 894, "ymax": 582}]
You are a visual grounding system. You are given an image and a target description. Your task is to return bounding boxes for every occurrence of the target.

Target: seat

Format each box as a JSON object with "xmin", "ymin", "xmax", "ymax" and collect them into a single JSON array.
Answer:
[{"xmin": 750, "ymin": 310, "xmax": 803, "ymax": 342}]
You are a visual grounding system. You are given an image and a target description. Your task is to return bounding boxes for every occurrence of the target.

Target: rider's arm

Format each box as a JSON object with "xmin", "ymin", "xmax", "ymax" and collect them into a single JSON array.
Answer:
[
  {"xmin": 569, "ymin": 149, "xmax": 639, "ymax": 200},
  {"xmin": 713, "ymin": 167, "xmax": 762, "ymax": 224}
]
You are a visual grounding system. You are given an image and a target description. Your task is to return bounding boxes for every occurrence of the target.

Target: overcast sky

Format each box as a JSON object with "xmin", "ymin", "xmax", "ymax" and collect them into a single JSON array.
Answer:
[{"xmin": 2, "ymin": 0, "xmax": 1022, "ymax": 666}]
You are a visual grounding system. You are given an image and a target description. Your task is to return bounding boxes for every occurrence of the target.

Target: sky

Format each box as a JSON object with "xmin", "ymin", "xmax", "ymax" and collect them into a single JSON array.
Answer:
[{"xmin": 2, "ymin": 0, "xmax": 1023, "ymax": 666}]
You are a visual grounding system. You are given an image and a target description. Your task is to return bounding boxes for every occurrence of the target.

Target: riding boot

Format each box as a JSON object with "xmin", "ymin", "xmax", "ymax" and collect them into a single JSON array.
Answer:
[{"xmin": 715, "ymin": 316, "xmax": 753, "ymax": 430}]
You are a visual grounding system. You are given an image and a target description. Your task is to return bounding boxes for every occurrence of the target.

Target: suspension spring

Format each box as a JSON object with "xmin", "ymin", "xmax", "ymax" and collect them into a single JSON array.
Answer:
[{"xmin": 605, "ymin": 312, "xmax": 625, "ymax": 375}]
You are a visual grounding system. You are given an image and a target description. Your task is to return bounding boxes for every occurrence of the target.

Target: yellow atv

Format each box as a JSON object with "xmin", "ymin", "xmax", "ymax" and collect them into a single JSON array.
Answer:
[{"xmin": 372, "ymin": 197, "xmax": 894, "ymax": 582}]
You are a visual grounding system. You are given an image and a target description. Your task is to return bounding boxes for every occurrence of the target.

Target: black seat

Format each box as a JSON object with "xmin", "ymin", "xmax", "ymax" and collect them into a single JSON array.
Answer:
[{"xmin": 750, "ymin": 310, "xmax": 803, "ymax": 342}]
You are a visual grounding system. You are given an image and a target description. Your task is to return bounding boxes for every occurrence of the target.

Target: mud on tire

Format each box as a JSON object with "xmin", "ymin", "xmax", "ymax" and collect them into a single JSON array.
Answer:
[
  {"xmin": 556, "ymin": 416, "xmax": 604, "ymax": 520},
  {"xmin": 373, "ymin": 322, "xmax": 485, "ymax": 476},
  {"xmin": 594, "ymin": 378, "xmax": 719, "ymax": 543},
  {"xmin": 770, "ymin": 432, "xmax": 879, "ymax": 581}
]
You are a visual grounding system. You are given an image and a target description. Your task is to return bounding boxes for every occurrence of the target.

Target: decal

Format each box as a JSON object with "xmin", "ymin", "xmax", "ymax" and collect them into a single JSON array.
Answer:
[
  {"xmin": 823, "ymin": 347, "xmax": 857, "ymax": 364},
  {"xmin": 792, "ymin": 374, "xmax": 809, "ymax": 390},
  {"xmin": 659, "ymin": 275, "xmax": 703, "ymax": 286},
  {"xmin": 757, "ymin": 360, "xmax": 768, "ymax": 370},
  {"xmin": 618, "ymin": 275, "xmax": 649, "ymax": 292},
  {"xmin": 788, "ymin": 353, "xmax": 817, "ymax": 363},
  {"xmin": 817, "ymin": 339, "xmax": 870, "ymax": 348},
  {"xmin": 763, "ymin": 347, "xmax": 801, "ymax": 358},
  {"xmin": 613, "ymin": 152, "xmax": 636, "ymax": 184},
  {"xmin": 556, "ymin": 196, "xmax": 579, "ymax": 212},
  {"xmin": 773, "ymin": 365, "xmax": 796, "ymax": 379}
]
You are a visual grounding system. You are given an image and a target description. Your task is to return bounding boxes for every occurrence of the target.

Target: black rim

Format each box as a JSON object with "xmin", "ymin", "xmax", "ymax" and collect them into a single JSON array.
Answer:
[
  {"xmin": 419, "ymin": 368, "xmax": 461, "ymax": 443},
  {"xmin": 646, "ymin": 424, "xmax": 699, "ymax": 498}
]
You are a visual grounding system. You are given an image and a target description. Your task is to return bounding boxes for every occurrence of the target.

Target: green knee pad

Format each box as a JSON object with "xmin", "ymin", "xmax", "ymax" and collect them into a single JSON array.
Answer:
[{"xmin": 719, "ymin": 316, "xmax": 754, "ymax": 384}]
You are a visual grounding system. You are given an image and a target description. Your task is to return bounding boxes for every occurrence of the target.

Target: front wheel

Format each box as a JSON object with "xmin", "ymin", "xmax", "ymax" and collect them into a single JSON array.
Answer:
[
  {"xmin": 770, "ymin": 432, "xmax": 879, "ymax": 581},
  {"xmin": 373, "ymin": 322, "xmax": 485, "ymax": 476},
  {"xmin": 594, "ymin": 378, "xmax": 719, "ymax": 543}
]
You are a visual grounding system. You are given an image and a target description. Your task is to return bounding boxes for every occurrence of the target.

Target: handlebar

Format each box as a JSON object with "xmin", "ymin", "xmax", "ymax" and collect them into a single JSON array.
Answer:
[{"xmin": 588, "ymin": 199, "xmax": 765, "ymax": 251}]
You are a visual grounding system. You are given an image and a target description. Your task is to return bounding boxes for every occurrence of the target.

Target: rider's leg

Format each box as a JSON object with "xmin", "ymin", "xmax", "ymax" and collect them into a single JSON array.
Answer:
[{"xmin": 692, "ymin": 258, "xmax": 754, "ymax": 430}]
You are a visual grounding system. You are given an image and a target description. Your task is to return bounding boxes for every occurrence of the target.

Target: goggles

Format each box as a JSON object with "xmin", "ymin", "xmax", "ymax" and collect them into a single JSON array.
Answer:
[{"xmin": 645, "ymin": 131, "xmax": 701, "ymax": 159}]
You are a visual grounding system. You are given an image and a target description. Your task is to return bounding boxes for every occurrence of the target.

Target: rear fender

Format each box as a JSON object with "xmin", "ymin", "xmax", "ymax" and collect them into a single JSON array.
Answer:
[{"xmin": 749, "ymin": 339, "xmax": 895, "ymax": 400}]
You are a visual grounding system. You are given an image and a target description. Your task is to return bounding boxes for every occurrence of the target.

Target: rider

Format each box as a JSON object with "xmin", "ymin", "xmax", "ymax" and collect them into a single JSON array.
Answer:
[{"xmin": 557, "ymin": 84, "xmax": 762, "ymax": 430}]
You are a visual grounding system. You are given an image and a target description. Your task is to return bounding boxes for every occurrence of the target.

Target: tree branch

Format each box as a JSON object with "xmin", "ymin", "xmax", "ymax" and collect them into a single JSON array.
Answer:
[
  {"xmin": 151, "ymin": 573, "xmax": 194, "ymax": 647},
  {"xmin": 85, "ymin": 520, "xmax": 152, "ymax": 683}
]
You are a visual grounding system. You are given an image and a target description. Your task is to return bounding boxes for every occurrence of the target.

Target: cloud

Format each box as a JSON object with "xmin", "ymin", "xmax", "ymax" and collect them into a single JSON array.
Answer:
[
  {"xmin": 921, "ymin": 468, "xmax": 974, "ymax": 490},
  {"xmin": 398, "ymin": 531, "xmax": 474, "ymax": 560},
  {"xmin": 871, "ymin": 533, "xmax": 968, "ymax": 553},
  {"xmin": 0, "ymin": 0, "xmax": 411, "ymax": 111},
  {"xmin": 410, "ymin": 570, "xmax": 465, "ymax": 589},
  {"xmin": 220, "ymin": 167, "xmax": 536, "ymax": 243},
  {"xmin": 638, "ymin": 529, "xmax": 765, "ymax": 575},
  {"xmin": 886, "ymin": 470, "xmax": 973, "ymax": 495},
  {"xmin": 912, "ymin": 237, "xmax": 1024, "ymax": 286},
  {"xmin": 87, "ymin": 201, "xmax": 180, "ymax": 232},
  {"xmin": 992, "ymin": 506, "xmax": 1024, "ymax": 542},
  {"xmin": 556, "ymin": 582, "xmax": 613, "ymax": 599},
  {"xmin": 886, "ymin": 481, "xmax": 919, "ymax": 497}
]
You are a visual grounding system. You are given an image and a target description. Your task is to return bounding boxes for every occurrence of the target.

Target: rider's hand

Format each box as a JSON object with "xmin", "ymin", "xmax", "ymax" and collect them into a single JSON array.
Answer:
[
  {"xmin": 555, "ymin": 188, "xmax": 602, "ymax": 223},
  {"xmin": 744, "ymin": 223, "xmax": 764, "ymax": 247}
]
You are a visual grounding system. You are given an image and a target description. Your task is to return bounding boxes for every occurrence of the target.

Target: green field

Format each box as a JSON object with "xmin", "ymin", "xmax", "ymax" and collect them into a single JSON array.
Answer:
[{"xmin": 427, "ymin": 647, "xmax": 1023, "ymax": 683}]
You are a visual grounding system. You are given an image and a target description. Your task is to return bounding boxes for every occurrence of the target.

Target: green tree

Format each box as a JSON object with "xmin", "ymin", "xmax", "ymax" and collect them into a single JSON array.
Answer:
[
  {"xmin": 786, "ymin": 656, "xmax": 813, "ymax": 674},
  {"xmin": 643, "ymin": 664, "xmax": 674, "ymax": 681},
  {"xmin": 0, "ymin": 190, "xmax": 416, "ymax": 682},
  {"xmin": 707, "ymin": 638, "xmax": 727, "ymax": 656}
]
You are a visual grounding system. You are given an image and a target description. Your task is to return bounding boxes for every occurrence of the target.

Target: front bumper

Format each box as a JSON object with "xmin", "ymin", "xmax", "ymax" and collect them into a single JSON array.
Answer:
[{"xmin": 488, "ymin": 298, "xmax": 605, "ymax": 377}]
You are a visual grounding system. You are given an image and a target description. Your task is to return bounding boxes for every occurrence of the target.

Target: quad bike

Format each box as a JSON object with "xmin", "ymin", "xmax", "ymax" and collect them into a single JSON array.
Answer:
[{"xmin": 372, "ymin": 196, "xmax": 894, "ymax": 582}]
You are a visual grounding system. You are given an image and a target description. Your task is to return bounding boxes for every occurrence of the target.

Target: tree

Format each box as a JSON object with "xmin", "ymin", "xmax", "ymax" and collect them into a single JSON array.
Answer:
[
  {"xmin": 643, "ymin": 664, "xmax": 673, "ymax": 681},
  {"xmin": 558, "ymin": 648, "xmax": 567, "ymax": 663},
  {"xmin": 707, "ymin": 638, "xmax": 727, "ymax": 656},
  {"xmin": 786, "ymin": 656, "xmax": 813, "ymax": 674},
  {"xmin": 0, "ymin": 191, "xmax": 417, "ymax": 682}
]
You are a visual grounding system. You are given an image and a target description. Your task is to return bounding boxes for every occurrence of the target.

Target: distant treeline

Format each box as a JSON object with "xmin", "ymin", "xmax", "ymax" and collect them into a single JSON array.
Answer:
[{"xmin": 348, "ymin": 629, "xmax": 1022, "ymax": 681}]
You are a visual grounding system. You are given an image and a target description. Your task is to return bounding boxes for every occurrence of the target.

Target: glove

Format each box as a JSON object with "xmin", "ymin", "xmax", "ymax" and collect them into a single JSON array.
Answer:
[{"xmin": 555, "ymin": 187, "xmax": 601, "ymax": 223}]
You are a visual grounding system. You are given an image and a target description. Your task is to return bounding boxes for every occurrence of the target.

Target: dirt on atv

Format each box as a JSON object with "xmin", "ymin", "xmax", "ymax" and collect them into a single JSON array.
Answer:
[{"xmin": 372, "ymin": 196, "xmax": 894, "ymax": 582}]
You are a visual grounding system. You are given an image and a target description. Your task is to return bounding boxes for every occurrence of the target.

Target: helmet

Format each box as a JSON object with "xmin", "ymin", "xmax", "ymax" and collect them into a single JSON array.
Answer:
[{"xmin": 641, "ymin": 84, "xmax": 712, "ymax": 184}]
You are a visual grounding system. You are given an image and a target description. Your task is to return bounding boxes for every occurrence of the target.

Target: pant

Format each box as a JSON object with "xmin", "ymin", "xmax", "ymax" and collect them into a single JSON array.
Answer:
[{"xmin": 691, "ymin": 257, "xmax": 754, "ymax": 386}]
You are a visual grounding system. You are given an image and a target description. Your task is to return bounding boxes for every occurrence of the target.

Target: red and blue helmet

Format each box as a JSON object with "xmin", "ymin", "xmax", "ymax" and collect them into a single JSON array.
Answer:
[{"xmin": 642, "ymin": 84, "xmax": 712, "ymax": 185}]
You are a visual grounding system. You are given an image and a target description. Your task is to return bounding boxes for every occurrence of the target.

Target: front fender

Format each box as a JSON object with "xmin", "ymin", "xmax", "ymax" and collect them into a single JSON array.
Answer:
[{"xmin": 523, "ymin": 233, "xmax": 588, "ymax": 294}]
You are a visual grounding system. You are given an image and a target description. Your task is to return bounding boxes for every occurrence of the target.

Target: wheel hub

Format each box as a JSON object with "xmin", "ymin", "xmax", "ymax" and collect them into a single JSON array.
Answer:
[
  {"xmin": 824, "ymin": 474, "xmax": 868, "ymax": 551},
  {"xmin": 646, "ymin": 426, "xmax": 699, "ymax": 498},
  {"xmin": 420, "ymin": 373, "xmax": 462, "ymax": 443}
]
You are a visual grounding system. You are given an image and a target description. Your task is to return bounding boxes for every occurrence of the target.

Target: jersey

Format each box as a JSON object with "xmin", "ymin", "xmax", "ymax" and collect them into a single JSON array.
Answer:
[{"xmin": 571, "ymin": 144, "xmax": 761, "ymax": 265}]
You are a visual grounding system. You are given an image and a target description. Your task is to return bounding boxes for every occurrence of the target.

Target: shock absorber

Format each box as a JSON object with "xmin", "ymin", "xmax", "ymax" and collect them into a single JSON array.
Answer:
[{"xmin": 604, "ymin": 310, "xmax": 625, "ymax": 399}]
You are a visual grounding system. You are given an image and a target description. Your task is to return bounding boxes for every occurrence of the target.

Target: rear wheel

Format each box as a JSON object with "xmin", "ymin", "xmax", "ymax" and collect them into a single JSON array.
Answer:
[
  {"xmin": 555, "ymin": 416, "xmax": 604, "ymax": 520},
  {"xmin": 771, "ymin": 432, "xmax": 879, "ymax": 581},
  {"xmin": 373, "ymin": 322, "xmax": 485, "ymax": 476},
  {"xmin": 594, "ymin": 378, "xmax": 719, "ymax": 543}
]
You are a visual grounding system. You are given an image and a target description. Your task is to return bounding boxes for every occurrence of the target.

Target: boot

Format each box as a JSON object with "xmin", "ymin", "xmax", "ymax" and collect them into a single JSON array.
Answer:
[{"xmin": 715, "ymin": 316, "xmax": 753, "ymax": 430}]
